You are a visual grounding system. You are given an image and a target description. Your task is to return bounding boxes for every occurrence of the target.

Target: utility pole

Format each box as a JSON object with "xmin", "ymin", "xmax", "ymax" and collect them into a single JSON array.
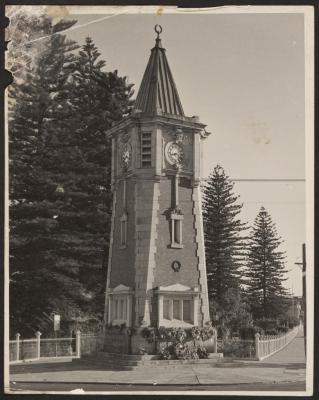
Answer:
[
  {"xmin": 302, "ymin": 243, "xmax": 307, "ymax": 357},
  {"xmin": 295, "ymin": 243, "xmax": 306, "ymax": 359}
]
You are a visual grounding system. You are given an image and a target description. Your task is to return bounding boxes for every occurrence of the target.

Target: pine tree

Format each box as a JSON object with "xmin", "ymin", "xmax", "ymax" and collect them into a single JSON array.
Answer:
[
  {"xmin": 9, "ymin": 29, "xmax": 134, "ymax": 337},
  {"xmin": 202, "ymin": 165, "xmax": 247, "ymax": 309},
  {"xmin": 8, "ymin": 11, "xmax": 83, "ymax": 337},
  {"xmin": 45, "ymin": 37, "xmax": 134, "ymax": 325},
  {"xmin": 210, "ymin": 288, "xmax": 252, "ymax": 335},
  {"xmin": 245, "ymin": 207, "xmax": 288, "ymax": 319}
]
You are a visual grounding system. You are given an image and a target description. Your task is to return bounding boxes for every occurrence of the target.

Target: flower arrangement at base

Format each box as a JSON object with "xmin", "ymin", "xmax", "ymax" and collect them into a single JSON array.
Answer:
[
  {"xmin": 159, "ymin": 346, "xmax": 172, "ymax": 360},
  {"xmin": 196, "ymin": 345, "xmax": 209, "ymax": 359},
  {"xmin": 174, "ymin": 343, "xmax": 188, "ymax": 359},
  {"xmin": 153, "ymin": 325, "xmax": 216, "ymax": 360},
  {"xmin": 136, "ymin": 324, "xmax": 217, "ymax": 359},
  {"xmin": 191, "ymin": 327, "xmax": 201, "ymax": 341}
]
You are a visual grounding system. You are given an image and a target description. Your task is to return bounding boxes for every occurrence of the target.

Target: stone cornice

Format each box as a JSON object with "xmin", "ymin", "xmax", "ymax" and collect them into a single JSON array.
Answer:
[{"xmin": 106, "ymin": 113, "xmax": 208, "ymax": 138}]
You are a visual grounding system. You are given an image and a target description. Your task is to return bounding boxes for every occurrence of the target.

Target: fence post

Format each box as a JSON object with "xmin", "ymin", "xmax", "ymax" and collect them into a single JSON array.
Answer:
[
  {"xmin": 255, "ymin": 333, "xmax": 260, "ymax": 360},
  {"xmin": 15, "ymin": 333, "xmax": 20, "ymax": 362},
  {"xmin": 76, "ymin": 330, "xmax": 81, "ymax": 358},
  {"xmin": 35, "ymin": 331, "xmax": 41, "ymax": 359}
]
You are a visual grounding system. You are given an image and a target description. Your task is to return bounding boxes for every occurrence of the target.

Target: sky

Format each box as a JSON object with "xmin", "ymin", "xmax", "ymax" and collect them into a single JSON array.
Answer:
[{"xmin": 58, "ymin": 8, "xmax": 307, "ymax": 295}]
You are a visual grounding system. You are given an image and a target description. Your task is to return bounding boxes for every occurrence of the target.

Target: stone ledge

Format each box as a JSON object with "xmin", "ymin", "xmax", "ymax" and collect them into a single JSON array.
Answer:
[{"xmin": 79, "ymin": 352, "xmax": 224, "ymax": 368}]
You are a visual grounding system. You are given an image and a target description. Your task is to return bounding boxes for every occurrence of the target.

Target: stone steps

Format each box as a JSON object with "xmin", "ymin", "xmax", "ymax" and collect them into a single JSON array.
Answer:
[{"xmin": 72, "ymin": 352, "xmax": 231, "ymax": 370}]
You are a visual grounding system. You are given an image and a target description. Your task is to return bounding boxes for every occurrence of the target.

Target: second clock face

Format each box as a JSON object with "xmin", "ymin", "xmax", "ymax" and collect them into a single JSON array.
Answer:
[
  {"xmin": 166, "ymin": 142, "xmax": 184, "ymax": 166},
  {"xmin": 121, "ymin": 142, "xmax": 132, "ymax": 168}
]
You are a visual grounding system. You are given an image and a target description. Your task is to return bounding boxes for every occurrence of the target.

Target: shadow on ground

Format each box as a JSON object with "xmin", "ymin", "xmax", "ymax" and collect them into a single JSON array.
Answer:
[
  {"xmin": 10, "ymin": 361, "xmax": 135, "ymax": 373},
  {"xmin": 10, "ymin": 360, "xmax": 306, "ymax": 375},
  {"xmin": 241, "ymin": 362, "xmax": 306, "ymax": 370}
]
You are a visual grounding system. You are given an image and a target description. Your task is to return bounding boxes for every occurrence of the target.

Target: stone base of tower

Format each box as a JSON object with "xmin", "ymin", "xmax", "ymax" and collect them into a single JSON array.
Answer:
[
  {"xmin": 103, "ymin": 328, "xmax": 156, "ymax": 355},
  {"xmin": 102, "ymin": 325, "xmax": 219, "ymax": 357}
]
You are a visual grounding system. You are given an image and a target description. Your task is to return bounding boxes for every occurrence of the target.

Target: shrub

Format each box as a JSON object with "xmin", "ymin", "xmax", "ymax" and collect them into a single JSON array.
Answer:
[
  {"xmin": 264, "ymin": 329, "xmax": 278, "ymax": 336},
  {"xmin": 239, "ymin": 326, "xmax": 263, "ymax": 340},
  {"xmin": 255, "ymin": 318, "xmax": 277, "ymax": 331},
  {"xmin": 217, "ymin": 326, "xmax": 231, "ymax": 339},
  {"xmin": 191, "ymin": 326, "xmax": 215, "ymax": 341},
  {"xmin": 197, "ymin": 345, "xmax": 209, "ymax": 359},
  {"xmin": 155, "ymin": 326, "xmax": 216, "ymax": 360},
  {"xmin": 288, "ymin": 321, "xmax": 296, "ymax": 329},
  {"xmin": 141, "ymin": 327, "xmax": 156, "ymax": 342},
  {"xmin": 222, "ymin": 339, "xmax": 255, "ymax": 359},
  {"xmin": 174, "ymin": 343, "xmax": 189, "ymax": 359},
  {"xmin": 159, "ymin": 345, "xmax": 172, "ymax": 360},
  {"xmin": 287, "ymin": 316, "xmax": 300, "ymax": 328},
  {"xmin": 276, "ymin": 326, "xmax": 289, "ymax": 333}
]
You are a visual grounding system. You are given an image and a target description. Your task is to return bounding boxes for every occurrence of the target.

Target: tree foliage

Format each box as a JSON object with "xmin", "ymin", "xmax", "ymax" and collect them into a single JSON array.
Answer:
[
  {"xmin": 245, "ymin": 207, "xmax": 288, "ymax": 319},
  {"xmin": 210, "ymin": 288, "xmax": 252, "ymax": 336},
  {"xmin": 202, "ymin": 165, "xmax": 247, "ymax": 307},
  {"xmin": 9, "ymin": 10, "xmax": 133, "ymax": 337},
  {"xmin": 9, "ymin": 11, "xmax": 81, "ymax": 337}
]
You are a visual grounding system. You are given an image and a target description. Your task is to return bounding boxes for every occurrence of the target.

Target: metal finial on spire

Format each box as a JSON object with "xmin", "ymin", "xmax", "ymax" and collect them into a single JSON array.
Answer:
[{"xmin": 154, "ymin": 24, "xmax": 162, "ymax": 39}]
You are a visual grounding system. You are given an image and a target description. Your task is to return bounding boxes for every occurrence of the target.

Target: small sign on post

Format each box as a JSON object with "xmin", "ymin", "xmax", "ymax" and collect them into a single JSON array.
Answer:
[
  {"xmin": 54, "ymin": 314, "xmax": 60, "ymax": 331},
  {"xmin": 53, "ymin": 314, "xmax": 60, "ymax": 357},
  {"xmin": 35, "ymin": 331, "xmax": 41, "ymax": 359}
]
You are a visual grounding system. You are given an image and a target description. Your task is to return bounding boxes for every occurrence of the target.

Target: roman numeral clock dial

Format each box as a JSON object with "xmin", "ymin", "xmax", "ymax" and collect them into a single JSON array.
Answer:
[
  {"xmin": 120, "ymin": 142, "xmax": 132, "ymax": 169},
  {"xmin": 165, "ymin": 141, "xmax": 184, "ymax": 167}
]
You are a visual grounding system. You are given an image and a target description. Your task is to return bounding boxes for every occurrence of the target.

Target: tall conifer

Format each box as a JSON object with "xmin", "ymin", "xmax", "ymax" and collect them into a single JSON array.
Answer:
[
  {"xmin": 202, "ymin": 165, "xmax": 247, "ymax": 309},
  {"xmin": 9, "ymin": 13, "xmax": 133, "ymax": 335},
  {"xmin": 48, "ymin": 37, "xmax": 134, "ymax": 324},
  {"xmin": 245, "ymin": 207, "xmax": 288, "ymax": 319},
  {"xmin": 9, "ymin": 11, "xmax": 82, "ymax": 336}
]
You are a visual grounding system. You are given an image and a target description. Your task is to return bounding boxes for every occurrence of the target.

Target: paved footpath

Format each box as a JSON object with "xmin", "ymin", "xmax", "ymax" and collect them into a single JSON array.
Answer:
[
  {"xmin": 8, "ymin": 328, "xmax": 306, "ymax": 392},
  {"xmin": 261, "ymin": 327, "xmax": 305, "ymax": 364}
]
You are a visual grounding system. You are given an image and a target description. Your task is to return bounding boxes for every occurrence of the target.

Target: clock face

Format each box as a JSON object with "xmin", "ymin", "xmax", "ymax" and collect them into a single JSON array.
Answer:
[
  {"xmin": 121, "ymin": 143, "xmax": 132, "ymax": 168},
  {"xmin": 166, "ymin": 142, "xmax": 184, "ymax": 166}
]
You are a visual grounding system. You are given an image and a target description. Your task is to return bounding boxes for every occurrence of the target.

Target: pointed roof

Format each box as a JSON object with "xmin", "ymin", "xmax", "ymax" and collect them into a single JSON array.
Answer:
[{"xmin": 133, "ymin": 25, "xmax": 184, "ymax": 117}]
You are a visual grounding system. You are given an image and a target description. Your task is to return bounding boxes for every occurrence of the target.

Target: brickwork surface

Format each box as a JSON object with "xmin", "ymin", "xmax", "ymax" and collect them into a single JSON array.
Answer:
[
  {"xmin": 154, "ymin": 179, "xmax": 199, "ymax": 288},
  {"xmin": 109, "ymin": 178, "xmax": 136, "ymax": 289}
]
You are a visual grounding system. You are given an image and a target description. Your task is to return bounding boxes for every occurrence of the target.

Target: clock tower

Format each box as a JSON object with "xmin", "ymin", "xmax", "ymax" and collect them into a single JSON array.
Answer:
[{"xmin": 104, "ymin": 26, "xmax": 211, "ymax": 337}]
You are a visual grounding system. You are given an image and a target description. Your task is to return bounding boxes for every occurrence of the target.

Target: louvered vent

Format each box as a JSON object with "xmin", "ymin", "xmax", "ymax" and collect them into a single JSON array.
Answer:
[{"xmin": 141, "ymin": 132, "xmax": 152, "ymax": 167}]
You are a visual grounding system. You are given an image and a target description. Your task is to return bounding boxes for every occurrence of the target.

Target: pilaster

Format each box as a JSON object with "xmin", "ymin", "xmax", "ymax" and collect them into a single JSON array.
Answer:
[
  {"xmin": 192, "ymin": 185, "xmax": 210, "ymax": 325},
  {"xmin": 131, "ymin": 126, "xmax": 139, "ymax": 170},
  {"xmin": 103, "ymin": 190, "xmax": 117, "ymax": 329},
  {"xmin": 193, "ymin": 133, "xmax": 201, "ymax": 184},
  {"xmin": 155, "ymin": 127, "xmax": 162, "ymax": 175},
  {"xmin": 134, "ymin": 179, "xmax": 160, "ymax": 326}
]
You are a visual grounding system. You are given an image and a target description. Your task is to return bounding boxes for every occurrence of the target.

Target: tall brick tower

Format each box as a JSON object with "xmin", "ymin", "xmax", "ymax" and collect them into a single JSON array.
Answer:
[{"xmin": 104, "ymin": 26, "xmax": 211, "ymax": 333}]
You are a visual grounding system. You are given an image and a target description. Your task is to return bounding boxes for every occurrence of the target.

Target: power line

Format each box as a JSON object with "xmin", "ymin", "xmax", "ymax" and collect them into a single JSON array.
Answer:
[
  {"xmin": 232, "ymin": 179, "xmax": 305, "ymax": 182},
  {"xmin": 202, "ymin": 178, "xmax": 305, "ymax": 182}
]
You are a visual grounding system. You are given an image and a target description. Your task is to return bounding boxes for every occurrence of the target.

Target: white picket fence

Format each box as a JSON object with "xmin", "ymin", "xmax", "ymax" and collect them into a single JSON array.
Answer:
[
  {"xmin": 9, "ymin": 331, "xmax": 104, "ymax": 364},
  {"xmin": 255, "ymin": 325, "xmax": 300, "ymax": 361},
  {"xmin": 9, "ymin": 327, "xmax": 300, "ymax": 363}
]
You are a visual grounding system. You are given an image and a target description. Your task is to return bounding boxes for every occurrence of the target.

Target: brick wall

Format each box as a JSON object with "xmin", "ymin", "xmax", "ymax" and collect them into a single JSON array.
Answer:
[
  {"xmin": 109, "ymin": 178, "xmax": 136, "ymax": 289},
  {"xmin": 153, "ymin": 178, "xmax": 199, "ymax": 288}
]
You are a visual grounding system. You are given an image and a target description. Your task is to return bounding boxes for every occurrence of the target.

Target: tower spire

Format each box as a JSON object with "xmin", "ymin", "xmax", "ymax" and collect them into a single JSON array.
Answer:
[{"xmin": 133, "ymin": 25, "xmax": 184, "ymax": 116}]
